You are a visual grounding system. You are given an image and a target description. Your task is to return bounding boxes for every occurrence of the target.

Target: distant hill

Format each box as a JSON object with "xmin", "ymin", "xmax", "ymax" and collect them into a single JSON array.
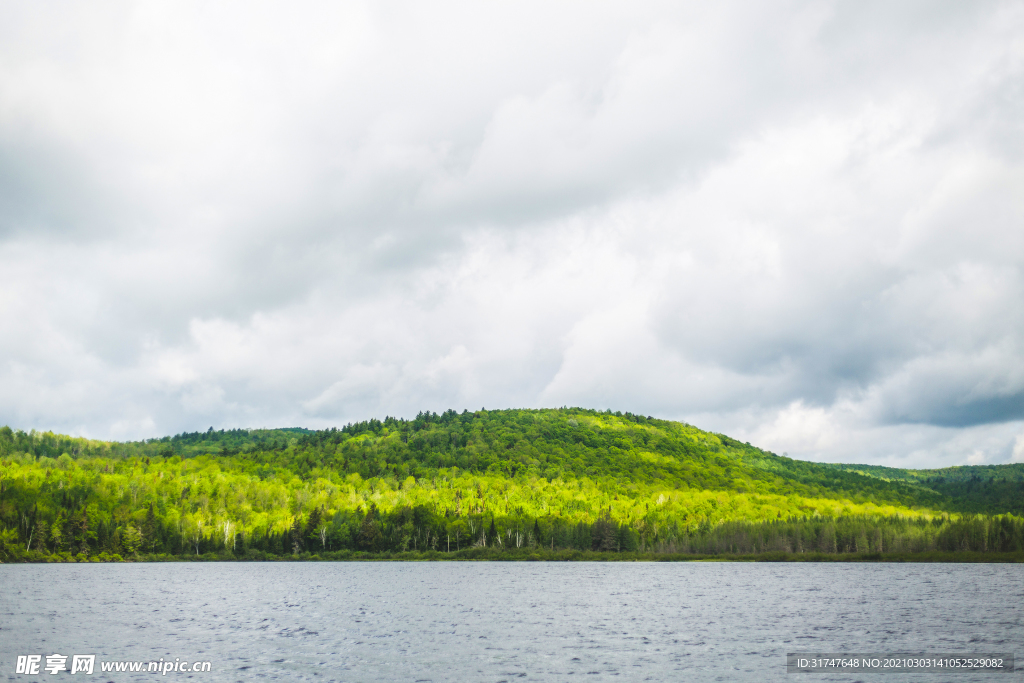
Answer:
[
  {"xmin": 824, "ymin": 461, "xmax": 1024, "ymax": 483},
  {"xmin": 822, "ymin": 462, "xmax": 1024, "ymax": 515},
  {"xmin": 1, "ymin": 409, "xmax": 1021, "ymax": 561},
  {"xmin": 95, "ymin": 409, "xmax": 1023, "ymax": 513}
]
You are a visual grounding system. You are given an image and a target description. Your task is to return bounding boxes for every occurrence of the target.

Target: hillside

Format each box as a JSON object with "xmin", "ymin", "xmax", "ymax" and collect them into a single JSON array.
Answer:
[
  {"xmin": 821, "ymin": 462, "xmax": 1024, "ymax": 515},
  {"xmin": 1, "ymin": 408, "xmax": 1022, "ymax": 561}
]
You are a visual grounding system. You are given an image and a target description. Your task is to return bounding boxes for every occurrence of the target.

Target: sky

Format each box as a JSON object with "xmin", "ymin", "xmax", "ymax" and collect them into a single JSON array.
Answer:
[{"xmin": 1, "ymin": 1, "xmax": 1022, "ymax": 468}]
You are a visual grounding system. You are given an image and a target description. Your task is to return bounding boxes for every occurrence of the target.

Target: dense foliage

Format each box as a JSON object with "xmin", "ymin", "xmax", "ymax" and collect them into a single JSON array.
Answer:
[
  {"xmin": 824, "ymin": 462, "xmax": 1024, "ymax": 515},
  {"xmin": 1, "ymin": 409, "xmax": 1021, "ymax": 562}
]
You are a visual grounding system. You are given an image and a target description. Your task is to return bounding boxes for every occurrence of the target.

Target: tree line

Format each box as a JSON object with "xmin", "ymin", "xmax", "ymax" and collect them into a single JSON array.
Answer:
[
  {"xmin": 3, "ymin": 499, "xmax": 1020, "ymax": 562},
  {"xmin": 3, "ymin": 409, "xmax": 1022, "ymax": 562}
]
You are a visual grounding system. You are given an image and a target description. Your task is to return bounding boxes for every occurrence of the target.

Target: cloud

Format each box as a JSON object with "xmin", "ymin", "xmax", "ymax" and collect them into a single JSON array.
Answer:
[
  {"xmin": 1013, "ymin": 432, "xmax": 1024, "ymax": 464},
  {"xmin": 0, "ymin": 0, "xmax": 1021, "ymax": 468}
]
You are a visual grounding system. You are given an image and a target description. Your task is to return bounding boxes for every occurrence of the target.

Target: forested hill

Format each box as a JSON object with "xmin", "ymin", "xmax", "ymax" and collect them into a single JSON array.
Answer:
[
  {"xmin": 1, "ymin": 408, "xmax": 1022, "ymax": 562},
  {"xmin": 824, "ymin": 461, "xmax": 1024, "ymax": 483},
  {"xmin": 821, "ymin": 462, "xmax": 1024, "ymax": 515},
  {"xmin": 3, "ymin": 408, "xmax": 1021, "ymax": 514}
]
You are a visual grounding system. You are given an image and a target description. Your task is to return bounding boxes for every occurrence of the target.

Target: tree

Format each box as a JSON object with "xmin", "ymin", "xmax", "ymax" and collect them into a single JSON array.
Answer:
[
  {"xmin": 290, "ymin": 517, "xmax": 304, "ymax": 554},
  {"xmin": 316, "ymin": 521, "xmax": 329, "ymax": 550},
  {"xmin": 305, "ymin": 506, "xmax": 322, "ymax": 548},
  {"xmin": 122, "ymin": 525, "xmax": 142, "ymax": 556},
  {"xmin": 142, "ymin": 503, "xmax": 158, "ymax": 552},
  {"xmin": 358, "ymin": 505, "xmax": 382, "ymax": 552},
  {"xmin": 50, "ymin": 514, "xmax": 65, "ymax": 552},
  {"xmin": 30, "ymin": 517, "xmax": 48, "ymax": 552},
  {"xmin": 76, "ymin": 507, "xmax": 90, "ymax": 557},
  {"xmin": 592, "ymin": 515, "xmax": 617, "ymax": 552},
  {"xmin": 186, "ymin": 516, "xmax": 204, "ymax": 556},
  {"xmin": 222, "ymin": 520, "xmax": 234, "ymax": 551}
]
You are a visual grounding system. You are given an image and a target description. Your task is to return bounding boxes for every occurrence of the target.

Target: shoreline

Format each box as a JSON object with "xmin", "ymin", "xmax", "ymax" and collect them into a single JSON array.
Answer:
[{"xmin": 4, "ymin": 549, "xmax": 1023, "ymax": 563}]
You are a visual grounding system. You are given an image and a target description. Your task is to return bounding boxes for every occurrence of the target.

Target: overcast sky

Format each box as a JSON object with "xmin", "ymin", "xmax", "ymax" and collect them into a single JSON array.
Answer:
[{"xmin": 1, "ymin": 1, "xmax": 1022, "ymax": 467}]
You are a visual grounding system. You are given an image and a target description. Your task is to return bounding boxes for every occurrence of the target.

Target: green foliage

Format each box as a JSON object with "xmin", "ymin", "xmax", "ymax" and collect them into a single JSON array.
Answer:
[
  {"xmin": 1, "ymin": 408, "xmax": 1022, "ymax": 562},
  {"xmin": 823, "ymin": 462, "xmax": 1024, "ymax": 514}
]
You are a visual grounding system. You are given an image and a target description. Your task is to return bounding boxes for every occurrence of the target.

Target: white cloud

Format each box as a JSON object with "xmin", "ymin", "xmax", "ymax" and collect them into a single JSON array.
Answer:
[
  {"xmin": 0, "ymin": 1, "xmax": 1021, "ymax": 468},
  {"xmin": 1012, "ymin": 432, "xmax": 1024, "ymax": 464}
]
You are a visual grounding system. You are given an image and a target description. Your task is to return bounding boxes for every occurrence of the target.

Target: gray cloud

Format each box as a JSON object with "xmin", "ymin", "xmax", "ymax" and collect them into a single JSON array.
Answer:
[{"xmin": 0, "ymin": 0, "xmax": 1021, "ymax": 467}]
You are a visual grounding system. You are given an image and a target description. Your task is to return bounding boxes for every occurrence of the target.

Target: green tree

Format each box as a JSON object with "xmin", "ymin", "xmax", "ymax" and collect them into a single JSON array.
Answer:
[
  {"xmin": 142, "ymin": 503, "xmax": 158, "ymax": 552},
  {"xmin": 122, "ymin": 525, "xmax": 142, "ymax": 556},
  {"xmin": 358, "ymin": 505, "xmax": 382, "ymax": 552},
  {"xmin": 290, "ymin": 517, "xmax": 304, "ymax": 554},
  {"xmin": 592, "ymin": 515, "xmax": 617, "ymax": 551},
  {"xmin": 304, "ymin": 507, "xmax": 321, "ymax": 546},
  {"xmin": 75, "ymin": 508, "xmax": 90, "ymax": 557}
]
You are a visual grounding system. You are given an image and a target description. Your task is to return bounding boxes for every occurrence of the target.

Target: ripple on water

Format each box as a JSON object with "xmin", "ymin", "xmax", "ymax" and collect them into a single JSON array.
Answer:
[{"xmin": 0, "ymin": 562, "xmax": 1021, "ymax": 682}]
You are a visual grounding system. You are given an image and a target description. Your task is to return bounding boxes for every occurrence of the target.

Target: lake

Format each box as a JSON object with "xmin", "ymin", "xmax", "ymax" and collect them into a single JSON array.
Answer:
[{"xmin": 1, "ymin": 562, "xmax": 1020, "ymax": 681}]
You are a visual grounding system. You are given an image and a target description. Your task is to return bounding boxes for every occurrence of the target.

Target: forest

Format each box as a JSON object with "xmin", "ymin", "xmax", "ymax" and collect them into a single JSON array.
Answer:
[{"xmin": 1, "ymin": 408, "xmax": 1022, "ymax": 562}]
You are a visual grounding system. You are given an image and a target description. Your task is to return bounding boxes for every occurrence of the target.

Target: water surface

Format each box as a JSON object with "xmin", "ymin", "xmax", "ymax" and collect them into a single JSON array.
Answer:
[{"xmin": 1, "ymin": 562, "xmax": 1020, "ymax": 681}]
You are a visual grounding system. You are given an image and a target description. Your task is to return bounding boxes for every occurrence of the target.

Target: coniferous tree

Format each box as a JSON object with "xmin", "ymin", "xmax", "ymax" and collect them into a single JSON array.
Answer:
[
  {"xmin": 305, "ymin": 506, "xmax": 322, "ymax": 547},
  {"xmin": 142, "ymin": 503, "xmax": 157, "ymax": 552},
  {"xmin": 358, "ymin": 505, "xmax": 381, "ymax": 552},
  {"xmin": 290, "ymin": 518, "xmax": 304, "ymax": 554},
  {"xmin": 76, "ymin": 507, "xmax": 90, "ymax": 557},
  {"xmin": 592, "ymin": 515, "xmax": 617, "ymax": 551}
]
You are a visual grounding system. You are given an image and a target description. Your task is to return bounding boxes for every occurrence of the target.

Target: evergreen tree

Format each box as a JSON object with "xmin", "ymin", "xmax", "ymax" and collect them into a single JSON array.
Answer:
[
  {"xmin": 290, "ymin": 517, "xmax": 304, "ymax": 554},
  {"xmin": 358, "ymin": 505, "xmax": 382, "ymax": 552},
  {"xmin": 76, "ymin": 508, "xmax": 90, "ymax": 557},
  {"xmin": 305, "ymin": 506, "xmax": 322, "ymax": 546},
  {"xmin": 592, "ymin": 515, "xmax": 617, "ymax": 551},
  {"xmin": 142, "ymin": 503, "xmax": 157, "ymax": 552}
]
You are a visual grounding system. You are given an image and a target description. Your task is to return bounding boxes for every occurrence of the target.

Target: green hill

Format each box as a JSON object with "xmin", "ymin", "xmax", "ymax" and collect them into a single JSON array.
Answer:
[
  {"xmin": 820, "ymin": 462, "xmax": 1024, "ymax": 516},
  {"xmin": 1, "ymin": 408, "xmax": 1021, "ymax": 561}
]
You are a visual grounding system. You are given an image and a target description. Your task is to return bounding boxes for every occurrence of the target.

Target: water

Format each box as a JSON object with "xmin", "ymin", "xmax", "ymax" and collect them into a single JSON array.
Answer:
[{"xmin": 1, "ymin": 562, "xmax": 1020, "ymax": 682}]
